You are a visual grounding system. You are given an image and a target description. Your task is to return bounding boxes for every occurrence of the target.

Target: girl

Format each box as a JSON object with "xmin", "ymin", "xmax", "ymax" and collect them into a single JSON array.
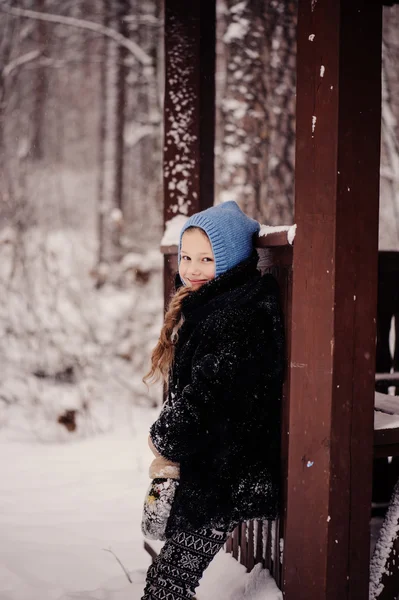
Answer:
[{"xmin": 141, "ymin": 201, "xmax": 284, "ymax": 599}]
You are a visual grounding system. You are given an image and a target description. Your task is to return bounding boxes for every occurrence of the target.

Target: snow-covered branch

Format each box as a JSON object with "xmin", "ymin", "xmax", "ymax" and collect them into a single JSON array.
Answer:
[
  {"xmin": 2, "ymin": 49, "xmax": 41, "ymax": 78},
  {"xmin": 0, "ymin": 5, "xmax": 153, "ymax": 67},
  {"xmin": 124, "ymin": 123, "xmax": 157, "ymax": 148},
  {"xmin": 123, "ymin": 14, "xmax": 162, "ymax": 26},
  {"xmin": 380, "ymin": 167, "xmax": 399, "ymax": 184},
  {"xmin": 381, "ymin": 43, "xmax": 399, "ymax": 197}
]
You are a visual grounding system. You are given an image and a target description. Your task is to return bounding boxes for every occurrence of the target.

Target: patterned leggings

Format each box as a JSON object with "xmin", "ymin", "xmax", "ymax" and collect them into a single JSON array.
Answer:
[{"xmin": 141, "ymin": 527, "xmax": 231, "ymax": 599}]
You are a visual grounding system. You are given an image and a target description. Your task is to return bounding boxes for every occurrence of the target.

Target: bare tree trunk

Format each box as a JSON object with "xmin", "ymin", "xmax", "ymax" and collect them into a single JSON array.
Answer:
[
  {"xmin": 113, "ymin": 0, "xmax": 129, "ymax": 215},
  {"xmin": 379, "ymin": 20, "xmax": 399, "ymax": 250},
  {"xmin": 218, "ymin": 0, "xmax": 296, "ymax": 224},
  {"xmin": 148, "ymin": 0, "xmax": 163, "ymax": 227},
  {"xmin": 262, "ymin": 0, "xmax": 296, "ymax": 223},
  {"xmin": 0, "ymin": 12, "xmax": 16, "ymax": 155},
  {"xmin": 219, "ymin": 0, "xmax": 271, "ymax": 219},
  {"xmin": 135, "ymin": 0, "xmax": 160, "ymax": 233},
  {"xmin": 0, "ymin": 11, "xmax": 18, "ymax": 211},
  {"xmin": 97, "ymin": 0, "xmax": 109, "ymax": 267},
  {"xmin": 122, "ymin": 0, "xmax": 162, "ymax": 243},
  {"xmin": 31, "ymin": 0, "xmax": 47, "ymax": 160}
]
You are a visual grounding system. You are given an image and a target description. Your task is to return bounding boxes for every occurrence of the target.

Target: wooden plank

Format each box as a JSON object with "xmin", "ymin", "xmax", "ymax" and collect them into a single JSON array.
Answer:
[
  {"xmin": 161, "ymin": 229, "xmax": 294, "ymax": 256},
  {"xmin": 255, "ymin": 520, "xmax": 263, "ymax": 566},
  {"xmin": 247, "ymin": 520, "xmax": 255, "ymax": 572},
  {"xmin": 163, "ymin": 0, "xmax": 215, "ymax": 224},
  {"xmin": 163, "ymin": 253, "xmax": 178, "ymax": 316},
  {"xmin": 374, "ymin": 444, "xmax": 399, "ymax": 459},
  {"xmin": 225, "ymin": 533, "xmax": 233, "ymax": 554},
  {"xmin": 375, "ymin": 428, "xmax": 399, "ymax": 448},
  {"xmin": 375, "ymin": 373, "xmax": 399, "ymax": 385},
  {"xmin": 264, "ymin": 520, "xmax": 272, "ymax": 569},
  {"xmin": 282, "ymin": 2, "xmax": 382, "ymax": 599},
  {"xmin": 376, "ymin": 252, "xmax": 399, "ymax": 393},
  {"xmin": 258, "ymin": 243, "xmax": 293, "ymax": 585},
  {"xmin": 273, "ymin": 518, "xmax": 282, "ymax": 587},
  {"xmin": 257, "ymin": 230, "xmax": 293, "ymax": 247},
  {"xmin": 232, "ymin": 525, "xmax": 240, "ymax": 561},
  {"xmin": 240, "ymin": 522, "xmax": 247, "ymax": 567},
  {"xmin": 163, "ymin": 0, "xmax": 215, "ymax": 310}
]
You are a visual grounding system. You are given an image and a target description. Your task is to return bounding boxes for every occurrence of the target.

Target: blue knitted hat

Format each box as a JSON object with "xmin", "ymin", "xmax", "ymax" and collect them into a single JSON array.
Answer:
[{"xmin": 179, "ymin": 201, "xmax": 260, "ymax": 278}]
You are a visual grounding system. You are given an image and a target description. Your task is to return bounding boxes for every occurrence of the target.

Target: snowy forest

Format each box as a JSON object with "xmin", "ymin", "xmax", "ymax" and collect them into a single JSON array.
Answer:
[{"xmin": 0, "ymin": 2, "xmax": 399, "ymax": 599}]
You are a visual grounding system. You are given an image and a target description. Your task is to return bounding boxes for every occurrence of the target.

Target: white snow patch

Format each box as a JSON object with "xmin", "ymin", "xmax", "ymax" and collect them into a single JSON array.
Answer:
[
  {"xmin": 0, "ymin": 228, "xmax": 163, "ymax": 442},
  {"xmin": 222, "ymin": 98, "xmax": 248, "ymax": 120},
  {"xmin": 230, "ymin": 1, "xmax": 247, "ymax": 14},
  {"xmin": 287, "ymin": 225, "xmax": 297, "ymax": 245},
  {"xmin": 224, "ymin": 19, "xmax": 250, "ymax": 43},
  {"xmin": 0, "ymin": 411, "xmax": 158, "ymax": 600},
  {"xmin": 245, "ymin": 48, "xmax": 259, "ymax": 59},
  {"xmin": 160, "ymin": 215, "xmax": 189, "ymax": 247},
  {"xmin": 225, "ymin": 148, "xmax": 246, "ymax": 166},
  {"xmin": 0, "ymin": 412, "xmax": 283, "ymax": 600},
  {"xmin": 197, "ymin": 553, "xmax": 282, "ymax": 600},
  {"xmin": 374, "ymin": 412, "xmax": 399, "ymax": 430},
  {"xmin": 219, "ymin": 191, "xmax": 237, "ymax": 204},
  {"xmin": 374, "ymin": 391, "xmax": 399, "ymax": 428},
  {"xmin": 258, "ymin": 224, "xmax": 297, "ymax": 245},
  {"xmin": 110, "ymin": 208, "xmax": 123, "ymax": 224},
  {"xmin": 370, "ymin": 479, "xmax": 399, "ymax": 599},
  {"xmin": 121, "ymin": 250, "xmax": 163, "ymax": 272}
]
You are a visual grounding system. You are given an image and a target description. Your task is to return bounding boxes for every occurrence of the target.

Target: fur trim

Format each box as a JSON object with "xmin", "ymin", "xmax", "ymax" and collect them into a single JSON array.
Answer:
[{"xmin": 149, "ymin": 456, "xmax": 180, "ymax": 480}]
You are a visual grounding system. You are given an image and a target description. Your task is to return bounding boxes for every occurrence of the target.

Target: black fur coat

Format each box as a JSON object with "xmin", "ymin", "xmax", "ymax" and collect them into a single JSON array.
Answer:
[{"xmin": 149, "ymin": 250, "xmax": 285, "ymax": 536}]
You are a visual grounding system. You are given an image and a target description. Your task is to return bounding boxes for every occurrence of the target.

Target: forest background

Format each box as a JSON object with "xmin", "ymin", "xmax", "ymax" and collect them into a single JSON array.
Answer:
[{"xmin": 0, "ymin": 1, "xmax": 398, "ymax": 439}]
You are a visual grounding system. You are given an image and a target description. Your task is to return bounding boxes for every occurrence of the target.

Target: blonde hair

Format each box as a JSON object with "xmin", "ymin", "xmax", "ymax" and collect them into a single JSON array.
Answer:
[
  {"xmin": 143, "ymin": 285, "xmax": 192, "ymax": 385},
  {"xmin": 143, "ymin": 226, "xmax": 210, "ymax": 386}
]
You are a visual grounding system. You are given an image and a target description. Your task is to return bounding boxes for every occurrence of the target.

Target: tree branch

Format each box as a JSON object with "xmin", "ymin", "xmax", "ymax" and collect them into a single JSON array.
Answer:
[
  {"xmin": 3, "ymin": 49, "xmax": 41, "ymax": 78},
  {"xmin": 123, "ymin": 14, "xmax": 162, "ymax": 26},
  {"xmin": 0, "ymin": 5, "xmax": 153, "ymax": 67},
  {"xmin": 103, "ymin": 548, "xmax": 132, "ymax": 583}
]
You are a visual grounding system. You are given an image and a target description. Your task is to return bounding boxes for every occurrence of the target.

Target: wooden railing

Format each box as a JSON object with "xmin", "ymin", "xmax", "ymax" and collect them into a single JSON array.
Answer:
[
  {"xmin": 161, "ymin": 239, "xmax": 399, "ymax": 593},
  {"xmin": 224, "ymin": 233, "xmax": 293, "ymax": 587}
]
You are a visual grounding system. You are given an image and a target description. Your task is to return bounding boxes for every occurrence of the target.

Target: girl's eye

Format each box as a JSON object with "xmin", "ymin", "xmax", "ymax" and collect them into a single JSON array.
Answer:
[
  {"xmin": 203, "ymin": 257, "xmax": 213, "ymax": 262},
  {"xmin": 182, "ymin": 255, "xmax": 190, "ymax": 261}
]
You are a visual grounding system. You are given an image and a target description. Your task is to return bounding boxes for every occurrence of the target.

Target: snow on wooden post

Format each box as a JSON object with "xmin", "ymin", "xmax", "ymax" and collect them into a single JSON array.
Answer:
[
  {"xmin": 370, "ymin": 477, "xmax": 399, "ymax": 599},
  {"xmin": 162, "ymin": 0, "xmax": 216, "ymax": 308},
  {"xmin": 283, "ymin": 2, "xmax": 382, "ymax": 599}
]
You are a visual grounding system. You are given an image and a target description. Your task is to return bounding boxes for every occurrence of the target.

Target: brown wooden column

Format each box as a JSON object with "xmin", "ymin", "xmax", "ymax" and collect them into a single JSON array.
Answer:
[
  {"xmin": 163, "ymin": 0, "xmax": 216, "ymax": 306},
  {"xmin": 283, "ymin": 2, "xmax": 382, "ymax": 600}
]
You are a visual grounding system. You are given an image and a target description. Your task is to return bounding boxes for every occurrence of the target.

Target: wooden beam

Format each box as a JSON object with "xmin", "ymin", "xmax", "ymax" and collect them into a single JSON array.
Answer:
[
  {"xmin": 163, "ymin": 0, "xmax": 215, "ymax": 223},
  {"xmin": 283, "ymin": 2, "xmax": 382, "ymax": 599},
  {"xmin": 163, "ymin": 0, "xmax": 216, "ymax": 307}
]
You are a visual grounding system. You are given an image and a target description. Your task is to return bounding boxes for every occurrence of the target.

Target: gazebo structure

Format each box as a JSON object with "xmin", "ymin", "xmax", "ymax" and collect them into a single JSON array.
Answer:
[{"xmin": 160, "ymin": 1, "xmax": 399, "ymax": 599}]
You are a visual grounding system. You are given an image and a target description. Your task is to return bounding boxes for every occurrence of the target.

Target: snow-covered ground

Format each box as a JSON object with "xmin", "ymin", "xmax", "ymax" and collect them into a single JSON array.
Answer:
[
  {"xmin": 0, "ymin": 405, "xmax": 282, "ymax": 600},
  {"xmin": 0, "ymin": 409, "xmax": 155, "ymax": 600},
  {"xmin": 0, "ymin": 204, "xmax": 283, "ymax": 599}
]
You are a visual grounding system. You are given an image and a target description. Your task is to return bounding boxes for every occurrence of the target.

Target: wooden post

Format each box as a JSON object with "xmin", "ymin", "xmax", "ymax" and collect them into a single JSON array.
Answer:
[
  {"xmin": 163, "ymin": 0, "xmax": 216, "ymax": 308},
  {"xmin": 283, "ymin": 2, "xmax": 382, "ymax": 599}
]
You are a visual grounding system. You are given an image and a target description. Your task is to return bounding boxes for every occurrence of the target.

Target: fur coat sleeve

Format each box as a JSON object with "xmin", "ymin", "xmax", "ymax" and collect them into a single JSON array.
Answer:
[{"xmin": 150, "ymin": 279, "xmax": 284, "ymax": 464}]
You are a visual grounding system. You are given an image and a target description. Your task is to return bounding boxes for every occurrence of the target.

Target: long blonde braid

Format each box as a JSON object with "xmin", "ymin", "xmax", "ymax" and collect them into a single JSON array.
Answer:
[{"xmin": 143, "ymin": 285, "xmax": 192, "ymax": 385}]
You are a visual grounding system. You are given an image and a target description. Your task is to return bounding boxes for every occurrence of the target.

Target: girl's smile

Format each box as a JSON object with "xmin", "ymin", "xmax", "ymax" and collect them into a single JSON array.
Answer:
[{"xmin": 179, "ymin": 228, "xmax": 216, "ymax": 289}]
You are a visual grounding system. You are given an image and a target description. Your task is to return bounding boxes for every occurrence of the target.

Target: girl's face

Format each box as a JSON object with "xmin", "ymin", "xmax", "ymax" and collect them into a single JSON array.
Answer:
[{"xmin": 179, "ymin": 229, "xmax": 216, "ymax": 289}]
